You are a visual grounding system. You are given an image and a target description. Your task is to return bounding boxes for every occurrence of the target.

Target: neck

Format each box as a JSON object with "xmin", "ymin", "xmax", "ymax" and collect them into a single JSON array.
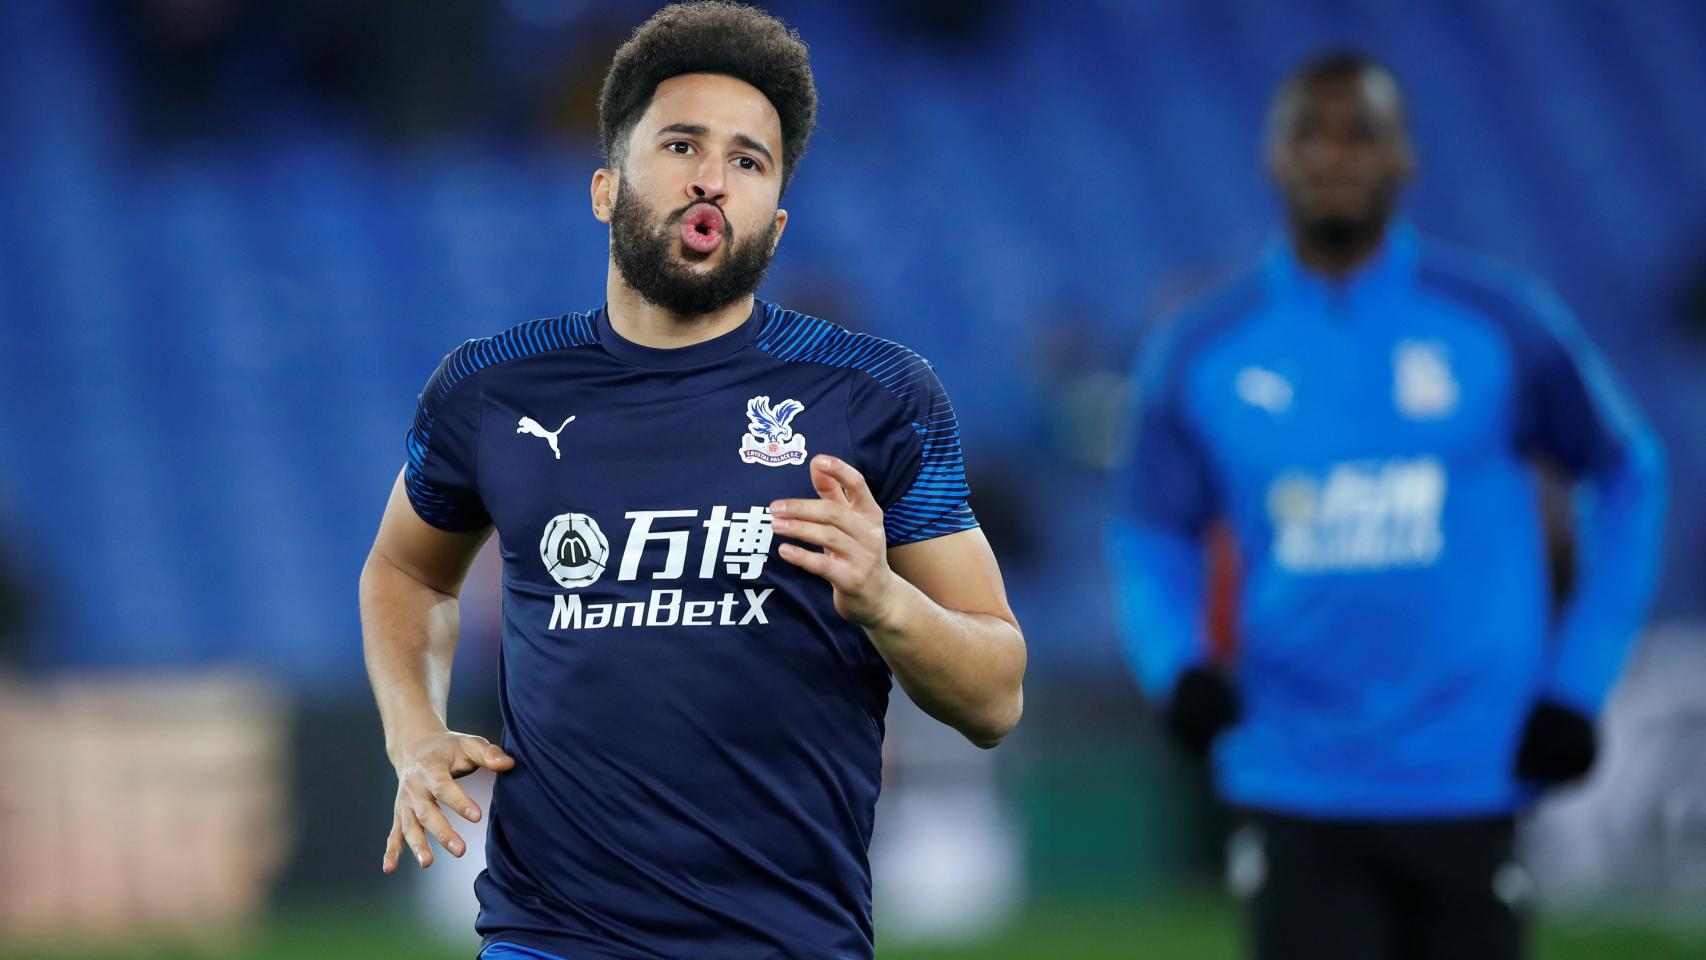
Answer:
[
  {"xmin": 605, "ymin": 262, "xmax": 754, "ymax": 348},
  {"xmin": 1290, "ymin": 217, "xmax": 1388, "ymax": 278}
]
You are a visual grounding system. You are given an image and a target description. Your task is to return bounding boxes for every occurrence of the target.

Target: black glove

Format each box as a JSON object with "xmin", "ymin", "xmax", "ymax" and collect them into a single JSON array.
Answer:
[
  {"xmin": 1165, "ymin": 666, "xmax": 1240, "ymax": 758},
  {"xmin": 1514, "ymin": 700, "xmax": 1598, "ymax": 785}
]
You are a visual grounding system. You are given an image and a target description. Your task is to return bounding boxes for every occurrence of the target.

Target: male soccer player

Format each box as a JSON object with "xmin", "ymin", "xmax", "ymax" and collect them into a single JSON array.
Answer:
[
  {"xmin": 1109, "ymin": 53, "xmax": 1666, "ymax": 959},
  {"xmin": 358, "ymin": 5, "xmax": 1025, "ymax": 958}
]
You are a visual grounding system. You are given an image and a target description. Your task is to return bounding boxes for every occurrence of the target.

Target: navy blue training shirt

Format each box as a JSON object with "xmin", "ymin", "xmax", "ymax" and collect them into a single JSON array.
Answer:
[{"xmin": 403, "ymin": 300, "xmax": 977, "ymax": 959}]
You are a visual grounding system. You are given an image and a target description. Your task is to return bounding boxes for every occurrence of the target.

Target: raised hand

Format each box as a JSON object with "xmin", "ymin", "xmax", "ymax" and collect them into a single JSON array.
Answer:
[
  {"xmin": 382, "ymin": 729, "xmax": 515, "ymax": 872},
  {"xmin": 771, "ymin": 455, "xmax": 899, "ymax": 629}
]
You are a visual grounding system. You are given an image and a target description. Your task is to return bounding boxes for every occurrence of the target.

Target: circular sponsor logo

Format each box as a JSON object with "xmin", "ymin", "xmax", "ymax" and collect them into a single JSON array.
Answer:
[
  {"xmin": 1266, "ymin": 472, "xmax": 1319, "ymax": 526},
  {"xmin": 539, "ymin": 512, "xmax": 608, "ymax": 589}
]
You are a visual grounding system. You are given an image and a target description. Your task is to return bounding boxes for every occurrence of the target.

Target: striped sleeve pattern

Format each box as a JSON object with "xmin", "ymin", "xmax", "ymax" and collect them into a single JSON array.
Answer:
[
  {"xmin": 753, "ymin": 304, "xmax": 977, "ymax": 546},
  {"xmin": 405, "ymin": 312, "xmax": 600, "ymax": 530}
]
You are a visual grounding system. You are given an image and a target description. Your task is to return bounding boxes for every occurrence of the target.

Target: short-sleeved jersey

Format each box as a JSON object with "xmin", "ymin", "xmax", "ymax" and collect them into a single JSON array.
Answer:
[{"xmin": 404, "ymin": 300, "xmax": 977, "ymax": 959}]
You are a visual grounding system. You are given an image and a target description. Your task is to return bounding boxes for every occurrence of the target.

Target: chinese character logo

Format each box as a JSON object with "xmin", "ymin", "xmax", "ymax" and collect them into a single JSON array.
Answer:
[
  {"xmin": 539, "ymin": 512, "xmax": 609, "ymax": 588},
  {"xmin": 702, "ymin": 506, "xmax": 774, "ymax": 579},
  {"xmin": 618, "ymin": 507, "xmax": 775, "ymax": 582},
  {"xmin": 739, "ymin": 395, "xmax": 808, "ymax": 467}
]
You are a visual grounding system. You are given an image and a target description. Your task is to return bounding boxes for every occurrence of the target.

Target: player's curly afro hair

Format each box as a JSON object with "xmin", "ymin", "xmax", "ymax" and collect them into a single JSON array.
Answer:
[{"xmin": 599, "ymin": 2, "xmax": 817, "ymax": 194}]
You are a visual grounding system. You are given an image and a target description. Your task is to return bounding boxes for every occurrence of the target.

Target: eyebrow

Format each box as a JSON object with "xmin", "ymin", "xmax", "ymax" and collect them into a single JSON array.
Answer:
[{"xmin": 655, "ymin": 123, "xmax": 776, "ymax": 168}]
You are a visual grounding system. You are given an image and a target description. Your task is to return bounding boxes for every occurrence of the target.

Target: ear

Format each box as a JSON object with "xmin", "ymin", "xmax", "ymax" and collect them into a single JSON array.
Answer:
[
  {"xmin": 769, "ymin": 207, "xmax": 789, "ymax": 255},
  {"xmin": 591, "ymin": 168, "xmax": 617, "ymax": 224}
]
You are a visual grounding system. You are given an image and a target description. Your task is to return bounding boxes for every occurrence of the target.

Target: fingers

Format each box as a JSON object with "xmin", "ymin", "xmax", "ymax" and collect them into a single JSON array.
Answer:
[
  {"xmin": 429, "ymin": 772, "xmax": 482, "ymax": 825},
  {"xmin": 770, "ymin": 498, "xmax": 882, "ymax": 542},
  {"xmin": 393, "ymin": 771, "xmax": 474, "ymax": 872},
  {"xmin": 777, "ymin": 522, "xmax": 900, "ymax": 629},
  {"xmin": 771, "ymin": 506, "xmax": 884, "ymax": 582},
  {"xmin": 809, "ymin": 456, "xmax": 850, "ymax": 505},
  {"xmin": 397, "ymin": 804, "xmax": 433, "ymax": 869},
  {"xmin": 778, "ymin": 539, "xmax": 874, "ymax": 594},
  {"xmin": 382, "ymin": 821, "xmax": 404, "ymax": 873},
  {"xmin": 458, "ymin": 735, "xmax": 516, "ymax": 775},
  {"xmin": 769, "ymin": 499, "xmax": 828, "ymax": 528},
  {"xmin": 770, "ymin": 498, "xmax": 847, "ymax": 526},
  {"xmin": 773, "ymin": 516, "xmax": 871, "ymax": 564},
  {"xmin": 383, "ymin": 731, "xmax": 511, "ymax": 875},
  {"xmin": 411, "ymin": 789, "xmax": 467, "ymax": 860},
  {"xmin": 778, "ymin": 542, "xmax": 849, "ymax": 582},
  {"xmin": 813, "ymin": 455, "xmax": 876, "ymax": 510},
  {"xmin": 773, "ymin": 456, "xmax": 888, "ymax": 603},
  {"xmin": 776, "ymin": 455, "xmax": 880, "ymax": 524}
]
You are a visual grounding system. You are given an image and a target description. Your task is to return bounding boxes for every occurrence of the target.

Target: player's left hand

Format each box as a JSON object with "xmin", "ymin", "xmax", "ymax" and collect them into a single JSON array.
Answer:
[
  {"xmin": 1514, "ymin": 699, "xmax": 1597, "ymax": 785},
  {"xmin": 772, "ymin": 455, "xmax": 900, "ymax": 629}
]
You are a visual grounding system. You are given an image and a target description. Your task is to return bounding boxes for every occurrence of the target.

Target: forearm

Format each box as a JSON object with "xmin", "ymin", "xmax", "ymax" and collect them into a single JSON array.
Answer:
[
  {"xmin": 865, "ymin": 576, "xmax": 1026, "ymax": 749},
  {"xmin": 1550, "ymin": 442, "xmax": 1668, "ymax": 712},
  {"xmin": 1105, "ymin": 516, "xmax": 1207, "ymax": 699},
  {"xmin": 360, "ymin": 553, "xmax": 462, "ymax": 763}
]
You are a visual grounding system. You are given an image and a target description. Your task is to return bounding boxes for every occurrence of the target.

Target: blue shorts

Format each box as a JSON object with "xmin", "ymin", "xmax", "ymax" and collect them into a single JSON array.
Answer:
[{"xmin": 480, "ymin": 944, "xmax": 567, "ymax": 960}]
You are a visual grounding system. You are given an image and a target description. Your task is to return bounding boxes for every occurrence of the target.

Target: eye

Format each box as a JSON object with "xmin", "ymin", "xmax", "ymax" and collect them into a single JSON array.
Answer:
[
  {"xmin": 665, "ymin": 141, "xmax": 695, "ymax": 156},
  {"xmin": 732, "ymin": 156, "xmax": 760, "ymax": 172}
]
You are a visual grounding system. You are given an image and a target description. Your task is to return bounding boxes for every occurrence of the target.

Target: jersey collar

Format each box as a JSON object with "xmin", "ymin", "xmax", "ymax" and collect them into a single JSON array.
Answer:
[
  {"xmin": 1263, "ymin": 221, "xmax": 1419, "ymax": 308},
  {"xmin": 595, "ymin": 299, "xmax": 766, "ymax": 370}
]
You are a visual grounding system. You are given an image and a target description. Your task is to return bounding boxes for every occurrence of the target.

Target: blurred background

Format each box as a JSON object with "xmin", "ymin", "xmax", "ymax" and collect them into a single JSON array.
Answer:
[{"xmin": 1, "ymin": 0, "xmax": 1704, "ymax": 956}]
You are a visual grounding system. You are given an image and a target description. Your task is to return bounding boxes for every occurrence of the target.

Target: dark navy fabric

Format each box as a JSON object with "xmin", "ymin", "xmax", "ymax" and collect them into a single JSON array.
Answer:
[
  {"xmin": 403, "ymin": 300, "xmax": 976, "ymax": 959},
  {"xmin": 1108, "ymin": 225, "xmax": 1667, "ymax": 818}
]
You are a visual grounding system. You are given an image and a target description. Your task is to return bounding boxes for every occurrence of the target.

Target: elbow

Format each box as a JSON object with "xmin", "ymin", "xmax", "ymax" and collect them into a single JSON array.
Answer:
[
  {"xmin": 967, "ymin": 685, "xmax": 1024, "ymax": 749},
  {"xmin": 967, "ymin": 636, "xmax": 1025, "ymax": 749},
  {"xmin": 1596, "ymin": 436, "xmax": 1670, "ymax": 539},
  {"xmin": 1618, "ymin": 424, "xmax": 1668, "ymax": 501},
  {"xmin": 358, "ymin": 549, "xmax": 412, "ymax": 610}
]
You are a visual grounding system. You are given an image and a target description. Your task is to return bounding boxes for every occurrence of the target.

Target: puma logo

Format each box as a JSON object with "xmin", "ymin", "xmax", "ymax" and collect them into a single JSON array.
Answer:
[{"xmin": 517, "ymin": 415, "xmax": 576, "ymax": 460}]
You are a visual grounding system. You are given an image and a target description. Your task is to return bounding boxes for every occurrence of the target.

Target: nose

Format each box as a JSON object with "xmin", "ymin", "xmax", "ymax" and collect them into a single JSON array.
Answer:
[
  {"xmin": 687, "ymin": 155, "xmax": 727, "ymax": 204},
  {"xmin": 1299, "ymin": 133, "xmax": 1357, "ymax": 179}
]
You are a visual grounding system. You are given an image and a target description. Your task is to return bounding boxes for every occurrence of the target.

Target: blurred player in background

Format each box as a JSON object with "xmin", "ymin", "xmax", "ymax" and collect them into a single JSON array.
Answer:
[
  {"xmin": 1108, "ymin": 52, "xmax": 1667, "ymax": 959},
  {"xmin": 358, "ymin": 4, "xmax": 1025, "ymax": 958}
]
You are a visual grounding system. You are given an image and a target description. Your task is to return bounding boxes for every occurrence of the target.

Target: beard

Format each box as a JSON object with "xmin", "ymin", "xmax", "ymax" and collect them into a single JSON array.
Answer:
[
  {"xmin": 610, "ymin": 188, "xmax": 779, "ymax": 317},
  {"xmin": 1291, "ymin": 183, "xmax": 1400, "ymax": 257},
  {"xmin": 1299, "ymin": 211, "xmax": 1385, "ymax": 253}
]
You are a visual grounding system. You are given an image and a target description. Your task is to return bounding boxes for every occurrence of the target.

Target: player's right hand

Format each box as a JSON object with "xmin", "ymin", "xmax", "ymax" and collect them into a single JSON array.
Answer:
[
  {"xmin": 1513, "ymin": 699, "xmax": 1597, "ymax": 786},
  {"xmin": 382, "ymin": 729, "xmax": 515, "ymax": 872}
]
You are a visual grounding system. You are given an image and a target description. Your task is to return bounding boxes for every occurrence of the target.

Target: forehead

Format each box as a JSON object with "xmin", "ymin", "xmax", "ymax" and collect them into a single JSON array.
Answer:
[
  {"xmin": 1283, "ymin": 72, "xmax": 1402, "ymax": 129},
  {"xmin": 638, "ymin": 73, "xmax": 783, "ymax": 149}
]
